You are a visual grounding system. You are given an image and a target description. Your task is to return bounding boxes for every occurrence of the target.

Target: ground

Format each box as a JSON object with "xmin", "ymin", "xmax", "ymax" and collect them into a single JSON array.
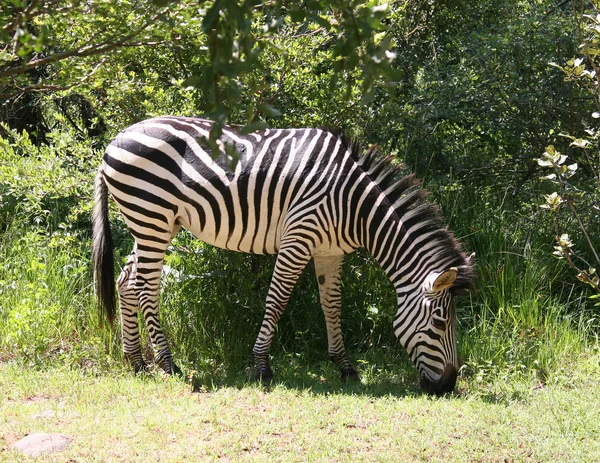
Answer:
[{"xmin": 1, "ymin": 358, "xmax": 599, "ymax": 462}]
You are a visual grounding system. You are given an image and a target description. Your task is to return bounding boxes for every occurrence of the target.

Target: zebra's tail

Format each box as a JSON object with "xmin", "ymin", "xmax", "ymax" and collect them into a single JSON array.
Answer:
[{"xmin": 92, "ymin": 168, "xmax": 116, "ymax": 326}]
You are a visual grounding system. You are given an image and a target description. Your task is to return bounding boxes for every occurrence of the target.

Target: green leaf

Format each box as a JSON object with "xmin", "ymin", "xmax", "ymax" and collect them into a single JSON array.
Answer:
[
  {"xmin": 289, "ymin": 9, "xmax": 305, "ymax": 23},
  {"xmin": 257, "ymin": 103, "xmax": 282, "ymax": 118},
  {"xmin": 239, "ymin": 121, "xmax": 268, "ymax": 134},
  {"xmin": 202, "ymin": 1, "xmax": 222, "ymax": 32},
  {"xmin": 181, "ymin": 75, "xmax": 203, "ymax": 88}
]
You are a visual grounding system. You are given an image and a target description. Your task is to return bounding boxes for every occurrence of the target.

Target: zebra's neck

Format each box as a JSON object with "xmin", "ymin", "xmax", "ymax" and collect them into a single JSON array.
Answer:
[
  {"xmin": 346, "ymin": 160, "xmax": 465, "ymax": 297},
  {"xmin": 362, "ymin": 203, "xmax": 464, "ymax": 288}
]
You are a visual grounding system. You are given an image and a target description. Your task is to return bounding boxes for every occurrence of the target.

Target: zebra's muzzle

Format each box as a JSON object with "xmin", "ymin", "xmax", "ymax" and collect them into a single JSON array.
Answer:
[{"xmin": 420, "ymin": 364, "xmax": 457, "ymax": 396}]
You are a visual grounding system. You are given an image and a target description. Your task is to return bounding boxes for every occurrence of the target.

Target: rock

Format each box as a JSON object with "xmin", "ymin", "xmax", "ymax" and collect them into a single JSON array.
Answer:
[
  {"xmin": 34, "ymin": 410, "xmax": 57, "ymax": 419},
  {"xmin": 11, "ymin": 433, "xmax": 71, "ymax": 457}
]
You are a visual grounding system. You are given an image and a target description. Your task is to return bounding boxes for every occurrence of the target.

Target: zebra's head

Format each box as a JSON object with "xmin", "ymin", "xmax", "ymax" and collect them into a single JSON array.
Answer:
[{"xmin": 394, "ymin": 257, "xmax": 473, "ymax": 396}]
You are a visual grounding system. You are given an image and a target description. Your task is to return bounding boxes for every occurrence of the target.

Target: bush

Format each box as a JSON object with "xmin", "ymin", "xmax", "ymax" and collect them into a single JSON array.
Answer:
[
  {"xmin": 536, "ymin": 9, "xmax": 600, "ymax": 301},
  {"xmin": 0, "ymin": 120, "xmax": 99, "ymax": 233}
]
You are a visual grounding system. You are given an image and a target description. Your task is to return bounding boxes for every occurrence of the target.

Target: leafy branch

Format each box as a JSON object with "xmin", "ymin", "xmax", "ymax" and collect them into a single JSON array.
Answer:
[
  {"xmin": 1, "ymin": 57, "xmax": 107, "ymax": 99},
  {"xmin": 1, "ymin": 6, "xmax": 171, "ymax": 79},
  {"xmin": 538, "ymin": 5, "xmax": 600, "ymax": 299},
  {"xmin": 539, "ymin": 143, "xmax": 600, "ymax": 295}
]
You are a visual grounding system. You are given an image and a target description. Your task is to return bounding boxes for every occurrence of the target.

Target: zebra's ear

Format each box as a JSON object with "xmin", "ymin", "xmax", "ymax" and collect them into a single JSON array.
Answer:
[{"xmin": 424, "ymin": 268, "xmax": 458, "ymax": 292}]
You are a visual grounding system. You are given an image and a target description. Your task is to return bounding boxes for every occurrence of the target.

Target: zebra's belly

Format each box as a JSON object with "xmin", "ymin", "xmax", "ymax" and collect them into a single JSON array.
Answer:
[
  {"xmin": 178, "ymin": 207, "xmax": 282, "ymax": 255},
  {"xmin": 180, "ymin": 210, "xmax": 349, "ymax": 257},
  {"xmin": 312, "ymin": 245, "xmax": 348, "ymax": 257}
]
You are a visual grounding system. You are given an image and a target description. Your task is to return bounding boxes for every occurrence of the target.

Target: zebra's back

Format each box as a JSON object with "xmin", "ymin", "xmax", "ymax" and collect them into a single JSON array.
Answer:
[{"xmin": 102, "ymin": 116, "xmax": 353, "ymax": 255}]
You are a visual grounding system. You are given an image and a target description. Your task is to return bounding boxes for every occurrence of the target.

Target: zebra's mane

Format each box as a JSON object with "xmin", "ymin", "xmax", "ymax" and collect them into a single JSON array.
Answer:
[{"xmin": 330, "ymin": 129, "xmax": 474, "ymax": 292}]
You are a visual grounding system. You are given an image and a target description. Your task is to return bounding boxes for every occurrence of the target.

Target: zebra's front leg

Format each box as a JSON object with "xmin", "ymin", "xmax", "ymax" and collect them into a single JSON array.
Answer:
[
  {"xmin": 117, "ymin": 252, "xmax": 147, "ymax": 373},
  {"xmin": 314, "ymin": 255, "xmax": 360, "ymax": 382},
  {"xmin": 253, "ymin": 245, "xmax": 311, "ymax": 382},
  {"xmin": 135, "ymin": 245, "xmax": 182, "ymax": 376}
]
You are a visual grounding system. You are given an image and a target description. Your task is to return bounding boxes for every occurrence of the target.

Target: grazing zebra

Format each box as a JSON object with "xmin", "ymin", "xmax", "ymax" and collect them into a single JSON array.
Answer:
[{"xmin": 92, "ymin": 116, "xmax": 473, "ymax": 395}]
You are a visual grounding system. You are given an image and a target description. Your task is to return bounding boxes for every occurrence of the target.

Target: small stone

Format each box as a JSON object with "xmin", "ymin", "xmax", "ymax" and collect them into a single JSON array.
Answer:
[
  {"xmin": 34, "ymin": 410, "xmax": 57, "ymax": 419},
  {"xmin": 11, "ymin": 433, "xmax": 71, "ymax": 457}
]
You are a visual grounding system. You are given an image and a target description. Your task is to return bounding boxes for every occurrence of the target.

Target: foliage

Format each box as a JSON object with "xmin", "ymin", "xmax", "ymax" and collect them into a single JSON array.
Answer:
[
  {"xmin": 1, "ymin": 0, "xmax": 398, "ymax": 133},
  {"xmin": 537, "ymin": 6, "xmax": 600, "ymax": 299},
  {"xmin": 0, "ymin": 224, "xmax": 112, "ymax": 367},
  {"xmin": 1, "ymin": 0, "xmax": 187, "ymax": 99},
  {"xmin": 0, "ymin": 118, "xmax": 115, "ymax": 367},
  {"xmin": 0, "ymin": 0, "xmax": 599, "ymax": 392},
  {"xmin": 538, "ymin": 145, "xmax": 600, "ymax": 295},
  {"xmin": 0, "ymin": 119, "xmax": 98, "ymax": 232}
]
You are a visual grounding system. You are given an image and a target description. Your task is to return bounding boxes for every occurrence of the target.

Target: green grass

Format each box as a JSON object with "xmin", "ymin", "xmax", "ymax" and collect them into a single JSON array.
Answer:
[
  {"xmin": 1, "ymin": 354, "xmax": 599, "ymax": 462},
  {"xmin": 2, "ymin": 184, "xmax": 600, "ymax": 462},
  {"xmin": 0, "ymin": 226, "xmax": 113, "ymax": 367}
]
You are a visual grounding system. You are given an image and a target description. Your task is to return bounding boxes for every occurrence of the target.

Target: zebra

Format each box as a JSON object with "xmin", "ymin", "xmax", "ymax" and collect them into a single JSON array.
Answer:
[{"xmin": 92, "ymin": 115, "xmax": 474, "ymax": 395}]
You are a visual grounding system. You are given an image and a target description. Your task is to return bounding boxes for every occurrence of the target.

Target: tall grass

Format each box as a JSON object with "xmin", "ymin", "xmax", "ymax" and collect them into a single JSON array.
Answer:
[
  {"xmin": 159, "ymin": 232, "xmax": 397, "ymax": 375},
  {"xmin": 0, "ymin": 222, "xmax": 116, "ymax": 371},
  {"xmin": 0, "ymin": 179, "xmax": 597, "ymax": 390},
  {"xmin": 437, "ymin": 183, "xmax": 597, "ymax": 386}
]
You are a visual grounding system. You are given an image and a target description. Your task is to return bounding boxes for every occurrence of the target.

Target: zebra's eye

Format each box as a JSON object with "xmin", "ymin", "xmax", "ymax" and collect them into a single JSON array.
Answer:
[{"xmin": 431, "ymin": 317, "xmax": 447, "ymax": 331}]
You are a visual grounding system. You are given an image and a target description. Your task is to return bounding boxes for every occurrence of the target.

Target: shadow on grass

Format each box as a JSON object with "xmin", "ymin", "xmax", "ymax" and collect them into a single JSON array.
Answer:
[
  {"xmin": 179, "ymin": 351, "xmax": 426, "ymax": 399},
  {"xmin": 178, "ymin": 357, "xmax": 538, "ymax": 404},
  {"xmin": 452, "ymin": 381, "xmax": 536, "ymax": 406}
]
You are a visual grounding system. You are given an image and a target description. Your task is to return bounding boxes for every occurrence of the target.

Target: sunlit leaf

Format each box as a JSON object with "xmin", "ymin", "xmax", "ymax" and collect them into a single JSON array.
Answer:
[
  {"xmin": 570, "ymin": 139, "xmax": 589, "ymax": 148},
  {"xmin": 257, "ymin": 103, "xmax": 282, "ymax": 118}
]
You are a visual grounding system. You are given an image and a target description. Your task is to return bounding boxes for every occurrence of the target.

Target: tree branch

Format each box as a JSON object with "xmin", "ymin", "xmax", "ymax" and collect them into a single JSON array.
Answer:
[
  {"xmin": 0, "ymin": 57, "xmax": 106, "ymax": 99},
  {"xmin": 0, "ymin": 9, "xmax": 166, "ymax": 79},
  {"xmin": 566, "ymin": 198, "xmax": 600, "ymax": 268},
  {"xmin": 2, "ymin": 0, "xmax": 42, "ymax": 35}
]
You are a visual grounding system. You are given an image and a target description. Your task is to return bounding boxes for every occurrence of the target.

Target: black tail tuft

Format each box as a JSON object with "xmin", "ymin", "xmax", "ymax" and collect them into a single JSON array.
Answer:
[{"xmin": 92, "ymin": 168, "xmax": 116, "ymax": 326}]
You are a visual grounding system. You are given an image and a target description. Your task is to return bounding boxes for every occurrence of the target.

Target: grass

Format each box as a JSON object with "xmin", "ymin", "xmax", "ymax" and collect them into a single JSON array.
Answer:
[
  {"xmin": 2, "ymin": 184, "xmax": 600, "ymax": 461},
  {"xmin": 0, "ymin": 226, "xmax": 111, "ymax": 366},
  {"xmin": 1, "ymin": 353, "xmax": 599, "ymax": 462}
]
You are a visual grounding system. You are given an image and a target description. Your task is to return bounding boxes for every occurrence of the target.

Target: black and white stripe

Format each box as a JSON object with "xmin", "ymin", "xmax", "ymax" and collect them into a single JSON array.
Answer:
[{"xmin": 92, "ymin": 116, "xmax": 473, "ymax": 394}]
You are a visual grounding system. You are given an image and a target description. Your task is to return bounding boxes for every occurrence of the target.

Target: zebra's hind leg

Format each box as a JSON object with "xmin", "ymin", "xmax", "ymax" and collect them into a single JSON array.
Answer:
[
  {"xmin": 134, "ymin": 242, "xmax": 182, "ymax": 376},
  {"xmin": 117, "ymin": 251, "xmax": 147, "ymax": 373},
  {"xmin": 253, "ymin": 243, "xmax": 312, "ymax": 383},
  {"xmin": 314, "ymin": 256, "xmax": 360, "ymax": 382}
]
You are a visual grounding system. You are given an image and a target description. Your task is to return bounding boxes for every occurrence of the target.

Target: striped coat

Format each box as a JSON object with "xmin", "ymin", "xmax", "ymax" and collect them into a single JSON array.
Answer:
[{"xmin": 93, "ymin": 116, "xmax": 473, "ymax": 395}]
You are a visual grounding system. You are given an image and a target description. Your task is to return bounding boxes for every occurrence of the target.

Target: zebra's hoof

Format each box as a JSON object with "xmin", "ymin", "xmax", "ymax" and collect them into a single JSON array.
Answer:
[
  {"xmin": 132, "ymin": 362, "xmax": 149, "ymax": 374},
  {"xmin": 158, "ymin": 361, "xmax": 183, "ymax": 377},
  {"xmin": 341, "ymin": 368, "xmax": 360, "ymax": 382},
  {"xmin": 163, "ymin": 363, "xmax": 183, "ymax": 377},
  {"xmin": 170, "ymin": 363, "xmax": 183, "ymax": 377},
  {"xmin": 256, "ymin": 367, "xmax": 274, "ymax": 384}
]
